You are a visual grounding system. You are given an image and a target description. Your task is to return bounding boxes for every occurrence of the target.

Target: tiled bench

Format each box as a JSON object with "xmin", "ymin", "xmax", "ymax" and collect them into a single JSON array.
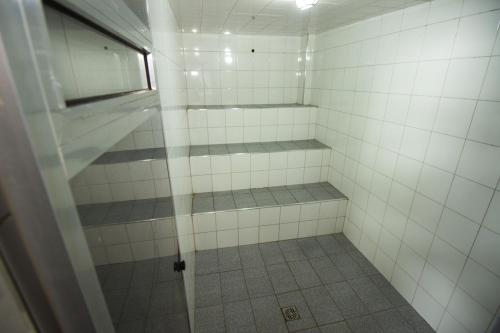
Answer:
[
  {"xmin": 78, "ymin": 197, "xmax": 177, "ymax": 265},
  {"xmin": 189, "ymin": 139, "xmax": 331, "ymax": 192},
  {"xmin": 191, "ymin": 182, "xmax": 348, "ymax": 250}
]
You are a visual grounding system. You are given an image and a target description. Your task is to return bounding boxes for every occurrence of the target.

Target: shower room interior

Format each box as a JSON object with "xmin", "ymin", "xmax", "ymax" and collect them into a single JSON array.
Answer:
[{"xmin": 0, "ymin": 0, "xmax": 499, "ymax": 332}]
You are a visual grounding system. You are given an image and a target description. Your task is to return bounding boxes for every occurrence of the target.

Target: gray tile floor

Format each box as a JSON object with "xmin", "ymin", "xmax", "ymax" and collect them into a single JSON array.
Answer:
[
  {"xmin": 193, "ymin": 182, "xmax": 347, "ymax": 214},
  {"xmin": 95, "ymin": 255, "xmax": 190, "ymax": 333},
  {"xmin": 195, "ymin": 234, "xmax": 434, "ymax": 333}
]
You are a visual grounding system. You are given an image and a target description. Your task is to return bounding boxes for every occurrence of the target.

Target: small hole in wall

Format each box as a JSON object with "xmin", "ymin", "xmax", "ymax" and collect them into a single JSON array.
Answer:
[
  {"xmin": 251, "ymin": 49, "xmax": 255, "ymax": 53},
  {"xmin": 104, "ymin": 46, "xmax": 108, "ymax": 50}
]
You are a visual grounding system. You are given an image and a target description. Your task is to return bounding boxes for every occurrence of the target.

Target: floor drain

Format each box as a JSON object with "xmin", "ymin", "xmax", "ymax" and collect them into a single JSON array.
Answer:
[{"xmin": 281, "ymin": 305, "xmax": 300, "ymax": 321}]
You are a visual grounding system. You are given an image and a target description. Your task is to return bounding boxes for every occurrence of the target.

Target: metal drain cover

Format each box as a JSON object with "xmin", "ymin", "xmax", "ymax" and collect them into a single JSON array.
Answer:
[{"xmin": 281, "ymin": 305, "xmax": 300, "ymax": 321}]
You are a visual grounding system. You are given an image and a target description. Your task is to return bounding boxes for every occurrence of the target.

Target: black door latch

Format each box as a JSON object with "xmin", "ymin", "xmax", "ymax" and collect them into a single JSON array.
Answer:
[{"xmin": 174, "ymin": 260, "xmax": 185, "ymax": 272}]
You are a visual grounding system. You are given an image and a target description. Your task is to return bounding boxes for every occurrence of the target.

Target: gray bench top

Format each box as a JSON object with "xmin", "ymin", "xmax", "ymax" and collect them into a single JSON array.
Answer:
[{"xmin": 192, "ymin": 182, "xmax": 347, "ymax": 214}]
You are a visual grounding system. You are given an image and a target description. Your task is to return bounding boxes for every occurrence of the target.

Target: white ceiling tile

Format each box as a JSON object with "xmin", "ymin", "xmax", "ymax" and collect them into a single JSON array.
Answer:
[{"xmin": 169, "ymin": 0, "xmax": 429, "ymax": 35}]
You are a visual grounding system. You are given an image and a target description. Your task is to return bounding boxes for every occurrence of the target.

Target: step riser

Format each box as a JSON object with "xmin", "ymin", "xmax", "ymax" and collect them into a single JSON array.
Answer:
[
  {"xmin": 193, "ymin": 198, "xmax": 347, "ymax": 250},
  {"xmin": 83, "ymin": 217, "xmax": 177, "ymax": 265},
  {"xmin": 188, "ymin": 106, "xmax": 318, "ymax": 145},
  {"xmin": 191, "ymin": 148, "xmax": 331, "ymax": 192},
  {"xmin": 71, "ymin": 159, "xmax": 171, "ymax": 204}
]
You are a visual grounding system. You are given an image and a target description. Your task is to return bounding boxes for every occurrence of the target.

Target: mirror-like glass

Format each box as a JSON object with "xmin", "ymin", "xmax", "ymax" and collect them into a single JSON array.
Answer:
[
  {"xmin": 69, "ymin": 111, "xmax": 189, "ymax": 330},
  {"xmin": 44, "ymin": 5, "xmax": 149, "ymax": 101}
]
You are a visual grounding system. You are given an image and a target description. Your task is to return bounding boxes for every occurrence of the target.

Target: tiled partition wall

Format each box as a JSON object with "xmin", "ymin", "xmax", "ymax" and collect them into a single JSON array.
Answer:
[
  {"xmin": 187, "ymin": 105, "xmax": 317, "ymax": 145},
  {"xmin": 305, "ymin": 1, "xmax": 500, "ymax": 332},
  {"xmin": 182, "ymin": 33, "xmax": 306, "ymax": 105},
  {"xmin": 148, "ymin": 0, "xmax": 197, "ymax": 328}
]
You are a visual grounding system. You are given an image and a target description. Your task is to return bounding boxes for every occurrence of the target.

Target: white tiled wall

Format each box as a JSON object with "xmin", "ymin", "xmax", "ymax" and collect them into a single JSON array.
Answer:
[
  {"xmin": 191, "ymin": 148, "xmax": 331, "ymax": 192},
  {"xmin": 148, "ymin": 0, "xmax": 197, "ymax": 329},
  {"xmin": 305, "ymin": 0, "xmax": 500, "ymax": 332},
  {"xmin": 182, "ymin": 33, "xmax": 306, "ymax": 105},
  {"xmin": 85, "ymin": 218, "xmax": 177, "ymax": 265},
  {"xmin": 193, "ymin": 199, "xmax": 347, "ymax": 250},
  {"xmin": 188, "ymin": 106, "xmax": 317, "ymax": 145}
]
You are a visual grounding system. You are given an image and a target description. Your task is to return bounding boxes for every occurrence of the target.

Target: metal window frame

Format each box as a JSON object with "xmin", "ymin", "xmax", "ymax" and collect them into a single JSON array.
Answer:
[{"xmin": 0, "ymin": 0, "xmax": 160, "ymax": 332}]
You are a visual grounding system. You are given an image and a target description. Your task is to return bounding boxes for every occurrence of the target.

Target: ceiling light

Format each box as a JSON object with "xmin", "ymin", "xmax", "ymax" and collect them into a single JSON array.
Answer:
[
  {"xmin": 191, "ymin": 28, "xmax": 198, "ymax": 33},
  {"xmin": 224, "ymin": 31, "xmax": 231, "ymax": 35},
  {"xmin": 190, "ymin": 71, "xmax": 199, "ymax": 76},
  {"xmin": 296, "ymin": 0, "xmax": 319, "ymax": 10}
]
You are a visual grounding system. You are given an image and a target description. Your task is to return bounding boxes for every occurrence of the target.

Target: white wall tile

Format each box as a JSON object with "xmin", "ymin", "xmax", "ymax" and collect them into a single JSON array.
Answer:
[
  {"xmin": 470, "ymin": 227, "xmax": 500, "ymax": 276},
  {"xmin": 468, "ymin": 101, "xmax": 500, "ymax": 146},
  {"xmin": 459, "ymin": 258, "xmax": 500, "ymax": 313},
  {"xmin": 239, "ymin": 227, "xmax": 259, "ymax": 245},
  {"xmin": 259, "ymin": 207, "xmax": 280, "ymax": 226},
  {"xmin": 193, "ymin": 213, "xmax": 216, "ymax": 233},
  {"xmin": 420, "ymin": 263, "xmax": 455, "ymax": 306},
  {"xmin": 100, "ymin": 225, "xmax": 129, "ymax": 245},
  {"xmin": 217, "ymin": 229, "xmax": 238, "ymax": 248},
  {"xmin": 434, "ymin": 98, "xmax": 475, "ymax": 138},
  {"xmin": 442, "ymin": 58, "xmax": 489, "ymax": 99},
  {"xmin": 412, "ymin": 287, "xmax": 445, "ymax": 329},
  {"xmin": 447, "ymin": 287, "xmax": 493, "ymax": 333},
  {"xmin": 428, "ymin": 238, "xmax": 466, "ymax": 282},
  {"xmin": 438, "ymin": 208, "xmax": 479, "ymax": 254},
  {"xmin": 480, "ymin": 56, "xmax": 500, "ymax": 101},
  {"xmin": 424, "ymin": 133, "xmax": 464, "ymax": 173},
  {"xmin": 259, "ymin": 225, "xmax": 279, "ymax": 243},
  {"xmin": 195, "ymin": 232, "xmax": 217, "ymax": 250},
  {"xmin": 452, "ymin": 10, "xmax": 500, "ymax": 58},
  {"xmin": 238, "ymin": 209, "xmax": 259, "ymax": 228},
  {"xmin": 126, "ymin": 222, "xmax": 153, "ymax": 242},
  {"xmin": 456, "ymin": 140, "xmax": 500, "ymax": 188},
  {"xmin": 216, "ymin": 211, "xmax": 237, "ymax": 230},
  {"xmin": 483, "ymin": 190, "xmax": 500, "ymax": 234},
  {"xmin": 446, "ymin": 176, "xmax": 493, "ymax": 224}
]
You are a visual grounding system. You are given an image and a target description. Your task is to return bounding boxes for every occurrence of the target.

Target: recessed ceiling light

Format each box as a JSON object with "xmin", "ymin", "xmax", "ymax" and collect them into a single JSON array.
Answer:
[
  {"xmin": 224, "ymin": 31, "xmax": 231, "ymax": 35},
  {"xmin": 296, "ymin": 0, "xmax": 319, "ymax": 10},
  {"xmin": 191, "ymin": 28, "xmax": 198, "ymax": 33}
]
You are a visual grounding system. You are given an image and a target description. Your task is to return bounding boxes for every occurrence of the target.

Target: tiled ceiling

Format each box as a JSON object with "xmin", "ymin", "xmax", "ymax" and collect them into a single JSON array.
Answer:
[{"xmin": 167, "ymin": 0, "xmax": 429, "ymax": 35}]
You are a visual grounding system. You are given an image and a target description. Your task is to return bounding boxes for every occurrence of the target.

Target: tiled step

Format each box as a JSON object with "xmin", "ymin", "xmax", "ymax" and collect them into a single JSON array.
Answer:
[
  {"xmin": 78, "ymin": 197, "xmax": 174, "ymax": 226},
  {"xmin": 192, "ymin": 182, "xmax": 345, "ymax": 214},
  {"xmin": 191, "ymin": 183, "xmax": 348, "ymax": 250},
  {"xmin": 190, "ymin": 139, "xmax": 328, "ymax": 156},
  {"xmin": 188, "ymin": 103, "xmax": 316, "ymax": 110},
  {"xmin": 190, "ymin": 140, "xmax": 331, "ymax": 193},
  {"xmin": 93, "ymin": 147, "xmax": 166, "ymax": 164},
  {"xmin": 78, "ymin": 197, "xmax": 177, "ymax": 265}
]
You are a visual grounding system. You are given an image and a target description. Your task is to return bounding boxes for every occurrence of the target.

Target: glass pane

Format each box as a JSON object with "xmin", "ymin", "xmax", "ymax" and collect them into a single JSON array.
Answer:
[
  {"xmin": 44, "ymin": 5, "xmax": 148, "ymax": 101},
  {"xmin": 68, "ymin": 111, "xmax": 189, "ymax": 331}
]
